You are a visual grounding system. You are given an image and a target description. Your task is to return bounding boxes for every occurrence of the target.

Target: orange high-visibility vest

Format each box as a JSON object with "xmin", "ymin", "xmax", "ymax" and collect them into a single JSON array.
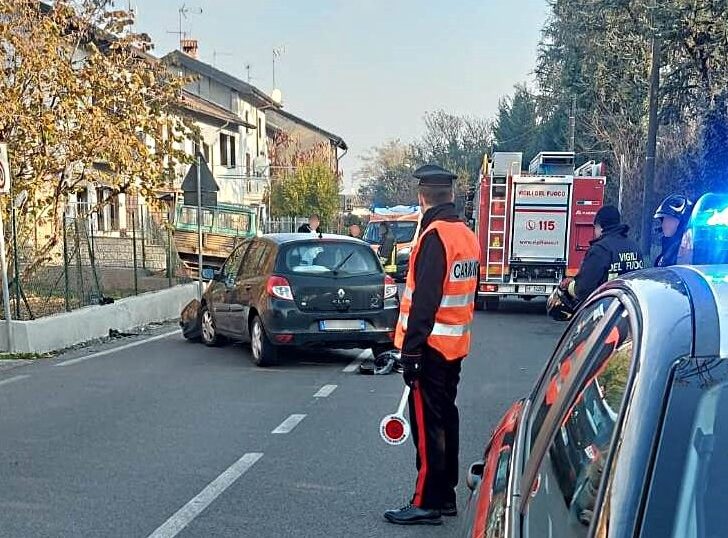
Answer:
[{"xmin": 394, "ymin": 220, "xmax": 480, "ymax": 360}]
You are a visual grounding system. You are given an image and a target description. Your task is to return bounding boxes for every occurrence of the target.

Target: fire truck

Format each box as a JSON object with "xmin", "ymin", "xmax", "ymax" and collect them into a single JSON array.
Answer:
[{"xmin": 468, "ymin": 151, "xmax": 606, "ymax": 311}]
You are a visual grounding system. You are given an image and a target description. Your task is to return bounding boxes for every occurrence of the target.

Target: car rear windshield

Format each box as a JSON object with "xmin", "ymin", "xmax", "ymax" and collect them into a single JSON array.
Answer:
[
  {"xmin": 363, "ymin": 221, "xmax": 417, "ymax": 244},
  {"xmin": 278, "ymin": 241, "xmax": 382, "ymax": 277},
  {"xmin": 641, "ymin": 357, "xmax": 728, "ymax": 538}
]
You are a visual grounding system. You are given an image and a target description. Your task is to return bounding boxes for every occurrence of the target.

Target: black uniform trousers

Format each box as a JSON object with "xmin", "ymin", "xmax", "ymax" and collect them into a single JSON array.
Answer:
[{"xmin": 408, "ymin": 347, "xmax": 463, "ymax": 510}]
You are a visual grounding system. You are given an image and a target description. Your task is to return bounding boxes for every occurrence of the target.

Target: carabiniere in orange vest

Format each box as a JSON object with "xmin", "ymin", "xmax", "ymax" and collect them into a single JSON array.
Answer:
[{"xmin": 394, "ymin": 220, "xmax": 480, "ymax": 360}]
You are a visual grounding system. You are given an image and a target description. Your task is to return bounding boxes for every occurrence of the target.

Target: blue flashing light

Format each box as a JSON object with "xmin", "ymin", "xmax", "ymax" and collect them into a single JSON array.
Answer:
[
  {"xmin": 707, "ymin": 206, "xmax": 728, "ymax": 227},
  {"xmin": 677, "ymin": 193, "xmax": 728, "ymax": 265}
]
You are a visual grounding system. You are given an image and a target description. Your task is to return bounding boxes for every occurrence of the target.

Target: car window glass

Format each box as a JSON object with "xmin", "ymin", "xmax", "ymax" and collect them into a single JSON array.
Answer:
[
  {"xmin": 281, "ymin": 242, "xmax": 380, "ymax": 277},
  {"xmin": 239, "ymin": 241, "xmax": 267, "ymax": 279},
  {"xmin": 222, "ymin": 243, "xmax": 248, "ymax": 283},
  {"xmin": 640, "ymin": 358, "xmax": 728, "ymax": 538},
  {"xmin": 363, "ymin": 221, "xmax": 417, "ymax": 244},
  {"xmin": 526, "ymin": 309, "xmax": 634, "ymax": 538},
  {"xmin": 528, "ymin": 298, "xmax": 616, "ymax": 453}
]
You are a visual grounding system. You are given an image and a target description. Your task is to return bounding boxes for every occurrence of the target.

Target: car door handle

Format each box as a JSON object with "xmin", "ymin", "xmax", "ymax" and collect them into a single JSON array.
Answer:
[{"xmin": 245, "ymin": 285, "xmax": 252, "ymax": 290}]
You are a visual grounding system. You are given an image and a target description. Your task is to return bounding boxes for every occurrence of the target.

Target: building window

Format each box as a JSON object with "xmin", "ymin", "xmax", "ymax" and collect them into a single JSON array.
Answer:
[
  {"xmin": 246, "ymin": 153, "xmax": 251, "ymax": 176},
  {"xmin": 220, "ymin": 133, "xmax": 236, "ymax": 168}
]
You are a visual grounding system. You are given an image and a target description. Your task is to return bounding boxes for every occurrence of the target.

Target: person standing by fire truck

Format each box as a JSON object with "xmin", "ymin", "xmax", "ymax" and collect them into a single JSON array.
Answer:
[
  {"xmin": 384, "ymin": 164, "xmax": 480, "ymax": 526},
  {"xmin": 548, "ymin": 205, "xmax": 643, "ymax": 320}
]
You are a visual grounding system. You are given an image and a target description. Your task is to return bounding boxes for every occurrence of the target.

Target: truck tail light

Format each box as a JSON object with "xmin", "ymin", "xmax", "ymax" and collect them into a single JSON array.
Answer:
[
  {"xmin": 384, "ymin": 275, "xmax": 398, "ymax": 299},
  {"xmin": 267, "ymin": 276, "xmax": 294, "ymax": 301},
  {"xmin": 480, "ymin": 283, "xmax": 498, "ymax": 293}
]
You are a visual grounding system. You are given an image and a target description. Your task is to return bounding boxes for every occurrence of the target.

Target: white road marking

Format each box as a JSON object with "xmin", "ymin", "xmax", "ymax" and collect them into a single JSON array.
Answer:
[
  {"xmin": 146, "ymin": 452, "xmax": 263, "ymax": 538},
  {"xmin": 272, "ymin": 414, "xmax": 307, "ymax": 434},
  {"xmin": 56, "ymin": 330, "xmax": 180, "ymax": 367},
  {"xmin": 313, "ymin": 384, "xmax": 337, "ymax": 398},
  {"xmin": 0, "ymin": 374, "xmax": 29, "ymax": 387},
  {"xmin": 343, "ymin": 349, "xmax": 371, "ymax": 372},
  {"xmin": 342, "ymin": 361, "xmax": 360, "ymax": 373}
]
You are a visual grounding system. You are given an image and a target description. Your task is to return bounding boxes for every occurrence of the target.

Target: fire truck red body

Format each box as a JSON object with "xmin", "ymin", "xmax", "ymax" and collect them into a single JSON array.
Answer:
[{"xmin": 471, "ymin": 151, "xmax": 606, "ymax": 311}]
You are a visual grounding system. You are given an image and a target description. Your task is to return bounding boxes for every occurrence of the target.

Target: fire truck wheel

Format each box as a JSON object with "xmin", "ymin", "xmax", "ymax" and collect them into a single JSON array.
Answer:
[{"xmin": 485, "ymin": 297, "xmax": 500, "ymax": 311}]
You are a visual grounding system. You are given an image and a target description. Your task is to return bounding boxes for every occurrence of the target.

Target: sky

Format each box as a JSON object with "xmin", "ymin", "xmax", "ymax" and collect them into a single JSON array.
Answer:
[{"xmin": 133, "ymin": 0, "xmax": 548, "ymax": 190}]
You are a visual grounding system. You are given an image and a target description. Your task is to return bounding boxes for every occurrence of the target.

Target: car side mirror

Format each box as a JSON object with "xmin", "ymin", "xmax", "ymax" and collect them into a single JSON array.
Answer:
[
  {"xmin": 201, "ymin": 268, "xmax": 218, "ymax": 281},
  {"xmin": 466, "ymin": 461, "xmax": 485, "ymax": 491}
]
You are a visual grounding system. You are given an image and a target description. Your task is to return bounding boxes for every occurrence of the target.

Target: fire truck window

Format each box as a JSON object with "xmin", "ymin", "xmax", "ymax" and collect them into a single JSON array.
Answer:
[
  {"xmin": 528, "ymin": 298, "xmax": 616, "ymax": 454},
  {"xmin": 525, "ymin": 310, "xmax": 634, "ymax": 538}
]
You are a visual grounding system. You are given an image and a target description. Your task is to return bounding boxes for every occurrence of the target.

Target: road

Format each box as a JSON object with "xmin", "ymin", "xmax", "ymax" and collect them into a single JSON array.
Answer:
[{"xmin": 0, "ymin": 299, "xmax": 564, "ymax": 538}]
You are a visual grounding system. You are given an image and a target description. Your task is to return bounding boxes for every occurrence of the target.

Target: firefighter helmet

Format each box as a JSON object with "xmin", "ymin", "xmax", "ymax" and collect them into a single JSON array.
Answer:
[
  {"xmin": 547, "ymin": 287, "xmax": 579, "ymax": 321},
  {"xmin": 654, "ymin": 194, "xmax": 692, "ymax": 224}
]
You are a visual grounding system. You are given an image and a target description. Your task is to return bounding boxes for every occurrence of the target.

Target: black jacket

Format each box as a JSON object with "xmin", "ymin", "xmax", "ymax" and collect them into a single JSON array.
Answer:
[
  {"xmin": 298, "ymin": 223, "xmax": 319, "ymax": 234},
  {"xmin": 655, "ymin": 232, "xmax": 683, "ymax": 268},
  {"xmin": 574, "ymin": 224, "xmax": 644, "ymax": 302},
  {"xmin": 402, "ymin": 203, "xmax": 462, "ymax": 358},
  {"xmin": 379, "ymin": 231, "xmax": 396, "ymax": 261}
]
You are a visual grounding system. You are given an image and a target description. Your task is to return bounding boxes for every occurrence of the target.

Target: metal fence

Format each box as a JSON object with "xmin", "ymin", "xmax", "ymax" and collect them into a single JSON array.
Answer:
[{"xmin": 4, "ymin": 206, "xmax": 191, "ymax": 321}]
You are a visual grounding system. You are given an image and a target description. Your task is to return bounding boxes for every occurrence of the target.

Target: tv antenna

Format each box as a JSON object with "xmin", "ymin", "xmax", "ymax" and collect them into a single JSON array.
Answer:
[
  {"xmin": 272, "ymin": 46, "xmax": 285, "ymax": 89},
  {"xmin": 167, "ymin": 4, "xmax": 203, "ymax": 48},
  {"xmin": 245, "ymin": 63, "xmax": 253, "ymax": 83}
]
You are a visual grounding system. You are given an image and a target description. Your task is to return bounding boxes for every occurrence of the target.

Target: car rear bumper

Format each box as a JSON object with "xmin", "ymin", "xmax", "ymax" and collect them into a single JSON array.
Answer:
[{"xmin": 262, "ymin": 300, "xmax": 398, "ymax": 348}]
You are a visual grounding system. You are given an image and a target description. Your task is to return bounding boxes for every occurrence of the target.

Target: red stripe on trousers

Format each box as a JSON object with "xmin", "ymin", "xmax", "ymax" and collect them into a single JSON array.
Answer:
[{"xmin": 413, "ymin": 381, "xmax": 428, "ymax": 507}]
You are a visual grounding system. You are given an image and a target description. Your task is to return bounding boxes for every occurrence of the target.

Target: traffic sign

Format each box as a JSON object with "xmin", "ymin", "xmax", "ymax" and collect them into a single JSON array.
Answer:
[{"xmin": 0, "ymin": 143, "xmax": 10, "ymax": 194}]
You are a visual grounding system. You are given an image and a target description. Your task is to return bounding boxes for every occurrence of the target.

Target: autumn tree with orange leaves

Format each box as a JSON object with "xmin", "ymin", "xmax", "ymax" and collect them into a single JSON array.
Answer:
[{"xmin": 0, "ymin": 0, "xmax": 192, "ymax": 272}]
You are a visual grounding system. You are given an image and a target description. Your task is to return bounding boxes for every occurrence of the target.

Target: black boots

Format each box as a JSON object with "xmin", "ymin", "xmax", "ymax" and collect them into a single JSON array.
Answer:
[{"xmin": 383, "ymin": 504, "xmax": 443, "ymax": 526}]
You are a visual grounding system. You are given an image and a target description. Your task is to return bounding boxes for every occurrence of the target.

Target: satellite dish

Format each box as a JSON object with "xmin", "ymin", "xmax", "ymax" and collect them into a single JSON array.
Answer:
[{"xmin": 271, "ymin": 88, "xmax": 283, "ymax": 105}]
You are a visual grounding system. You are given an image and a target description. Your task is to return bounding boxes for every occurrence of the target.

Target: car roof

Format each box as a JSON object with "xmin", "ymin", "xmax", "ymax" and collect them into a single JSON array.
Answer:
[
  {"xmin": 607, "ymin": 264, "xmax": 728, "ymax": 359},
  {"xmin": 263, "ymin": 233, "xmax": 368, "ymax": 245}
]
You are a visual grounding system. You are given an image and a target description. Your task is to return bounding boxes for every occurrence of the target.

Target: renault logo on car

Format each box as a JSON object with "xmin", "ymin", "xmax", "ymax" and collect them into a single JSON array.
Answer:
[{"xmin": 338, "ymin": 288, "xmax": 346, "ymax": 299}]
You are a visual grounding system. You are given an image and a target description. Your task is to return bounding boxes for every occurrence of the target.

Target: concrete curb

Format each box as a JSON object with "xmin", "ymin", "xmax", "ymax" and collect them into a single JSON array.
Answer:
[{"xmin": 0, "ymin": 283, "xmax": 198, "ymax": 354}]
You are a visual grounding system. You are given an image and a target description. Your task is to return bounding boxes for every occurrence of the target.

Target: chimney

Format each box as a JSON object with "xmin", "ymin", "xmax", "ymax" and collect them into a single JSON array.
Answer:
[{"xmin": 181, "ymin": 39, "xmax": 199, "ymax": 59}]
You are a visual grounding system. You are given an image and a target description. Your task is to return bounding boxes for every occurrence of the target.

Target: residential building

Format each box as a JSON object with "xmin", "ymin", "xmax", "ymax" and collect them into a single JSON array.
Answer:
[
  {"xmin": 164, "ymin": 46, "xmax": 278, "ymax": 209},
  {"xmin": 266, "ymin": 108, "xmax": 348, "ymax": 178}
]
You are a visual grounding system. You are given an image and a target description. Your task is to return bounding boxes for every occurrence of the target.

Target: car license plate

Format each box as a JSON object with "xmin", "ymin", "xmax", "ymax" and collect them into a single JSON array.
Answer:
[
  {"xmin": 319, "ymin": 320, "xmax": 366, "ymax": 331},
  {"xmin": 524, "ymin": 285, "xmax": 547, "ymax": 294}
]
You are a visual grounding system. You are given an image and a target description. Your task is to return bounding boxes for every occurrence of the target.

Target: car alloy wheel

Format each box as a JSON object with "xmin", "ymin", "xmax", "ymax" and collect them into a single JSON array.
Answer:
[
  {"xmin": 251, "ymin": 319, "xmax": 263, "ymax": 360},
  {"xmin": 201, "ymin": 307, "xmax": 217, "ymax": 346},
  {"xmin": 250, "ymin": 315, "xmax": 277, "ymax": 367}
]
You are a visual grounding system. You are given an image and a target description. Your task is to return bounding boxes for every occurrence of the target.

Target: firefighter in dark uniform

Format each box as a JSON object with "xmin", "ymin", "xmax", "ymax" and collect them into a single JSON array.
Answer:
[
  {"xmin": 384, "ymin": 164, "xmax": 480, "ymax": 526},
  {"xmin": 654, "ymin": 194, "xmax": 693, "ymax": 267},
  {"xmin": 548, "ymin": 205, "xmax": 644, "ymax": 320}
]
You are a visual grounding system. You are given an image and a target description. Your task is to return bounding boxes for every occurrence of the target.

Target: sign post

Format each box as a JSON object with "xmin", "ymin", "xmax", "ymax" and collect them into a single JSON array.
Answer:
[{"xmin": 0, "ymin": 143, "xmax": 13, "ymax": 351}]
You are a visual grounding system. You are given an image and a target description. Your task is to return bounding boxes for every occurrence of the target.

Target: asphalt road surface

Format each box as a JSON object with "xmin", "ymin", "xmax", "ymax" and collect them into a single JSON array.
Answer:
[{"xmin": 0, "ymin": 299, "xmax": 564, "ymax": 538}]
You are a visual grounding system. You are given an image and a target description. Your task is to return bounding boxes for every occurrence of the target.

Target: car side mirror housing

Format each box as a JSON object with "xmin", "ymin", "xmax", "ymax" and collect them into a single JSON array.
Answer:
[
  {"xmin": 201, "ymin": 268, "xmax": 217, "ymax": 281},
  {"xmin": 466, "ymin": 461, "xmax": 485, "ymax": 492}
]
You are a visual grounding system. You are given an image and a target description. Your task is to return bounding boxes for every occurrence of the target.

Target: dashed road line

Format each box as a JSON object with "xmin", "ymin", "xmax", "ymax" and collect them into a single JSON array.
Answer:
[
  {"xmin": 272, "ymin": 414, "xmax": 307, "ymax": 434},
  {"xmin": 342, "ymin": 360, "xmax": 360, "ymax": 373},
  {"xmin": 313, "ymin": 384, "xmax": 337, "ymax": 398},
  {"xmin": 0, "ymin": 374, "xmax": 30, "ymax": 387},
  {"xmin": 146, "ymin": 452, "xmax": 263, "ymax": 538},
  {"xmin": 343, "ymin": 349, "xmax": 370, "ymax": 372},
  {"xmin": 57, "ymin": 330, "xmax": 180, "ymax": 367}
]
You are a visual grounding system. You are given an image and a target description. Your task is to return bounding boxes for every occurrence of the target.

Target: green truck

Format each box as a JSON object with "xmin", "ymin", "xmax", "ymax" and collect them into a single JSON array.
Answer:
[{"xmin": 174, "ymin": 202, "xmax": 258, "ymax": 274}]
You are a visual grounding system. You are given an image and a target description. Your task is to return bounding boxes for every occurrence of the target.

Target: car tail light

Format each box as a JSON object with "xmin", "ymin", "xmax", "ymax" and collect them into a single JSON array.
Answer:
[
  {"xmin": 384, "ymin": 275, "xmax": 398, "ymax": 299},
  {"xmin": 267, "ymin": 276, "xmax": 294, "ymax": 300}
]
